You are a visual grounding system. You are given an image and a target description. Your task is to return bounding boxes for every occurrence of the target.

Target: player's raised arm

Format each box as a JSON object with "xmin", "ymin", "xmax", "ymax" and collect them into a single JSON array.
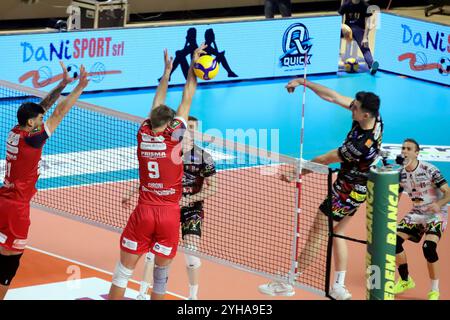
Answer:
[
  {"xmin": 176, "ymin": 44, "xmax": 207, "ymax": 121},
  {"xmin": 286, "ymin": 78, "xmax": 354, "ymax": 110},
  {"xmin": 310, "ymin": 149, "xmax": 342, "ymax": 165},
  {"xmin": 45, "ymin": 65, "xmax": 89, "ymax": 134},
  {"xmin": 39, "ymin": 61, "xmax": 75, "ymax": 112},
  {"xmin": 150, "ymin": 49, "xmax": 173, "ymax": 115}
]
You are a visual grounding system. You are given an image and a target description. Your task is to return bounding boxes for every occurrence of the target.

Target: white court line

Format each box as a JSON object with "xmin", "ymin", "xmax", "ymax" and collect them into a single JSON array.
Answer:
[{"xmin": 26, "ymin": 245, "xmax": 188, "ymax": 300}]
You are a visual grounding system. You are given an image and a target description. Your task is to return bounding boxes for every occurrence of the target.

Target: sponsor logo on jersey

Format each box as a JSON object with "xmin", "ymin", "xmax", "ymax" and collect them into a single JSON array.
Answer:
[
  {"xmin": 183, "ymin": 186, "xmax": 194, "ymax": 194},
  {"xmin": 153, "ymin": 242, "xmax": 172, "ymax": 256},
  {"xmin": 347, "ymin": 144, "xmax": 363, "ymax": 157},
  {"xmin": 12, "ymin": 239, "xmax": 28, "ymax": 250},
  {"xmin": 141, "ymin": 151, "xmax": 167, "ymax": 158},
  {"xmin": 349, "ymin": 190, "xmax": 367, "ymax": 202},
  {"xmin": 0, "ymin": 232, "xmax": 8, "ymax": 244},
  {"xmin": 151, "ymin": 189, "xmax": 176, "ymax": 196},
  {"xmin": 354, "ymin": 184, "xmax": 367, "ymax": 193},
  {"xmin": 373, "ymin": 121, "xmax": 382, "ymax": 140},
  {"xmin": 140, "ymin": 142, "xmax": 167, "ymax": 151},
  {"xmin": 6, "ymin": 144, "xmax": 19, "ymax": 155},
  {"xmin": 6, "ymin": 153, "xmax": 17, "ymax": 160},
  {"xmin": 141, "ymin": 133, "xmax": 165, "ymax": 142},
  {"xmin": 365, "ymin": 139, "xmax": 373, "ymax": 148},
  {"xmin": 147, "ymin": 183, "xmax": 164, "ymax": 189},
  {"xmin": 7, "ymin": 132, "xmax": 20, "ymax": 146},
  {"xmin": 169, "ymin": 119, "xmax": 181, "ymax": 129},
  {"xmin": 122, "ymin": 237, "xmax": 138, "ymax": 251}
]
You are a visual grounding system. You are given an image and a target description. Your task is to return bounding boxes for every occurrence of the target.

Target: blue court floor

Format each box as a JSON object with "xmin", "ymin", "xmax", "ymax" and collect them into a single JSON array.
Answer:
[{"xmin": 81, "ymin": 71, "xmax": 450, "ymax": 179}]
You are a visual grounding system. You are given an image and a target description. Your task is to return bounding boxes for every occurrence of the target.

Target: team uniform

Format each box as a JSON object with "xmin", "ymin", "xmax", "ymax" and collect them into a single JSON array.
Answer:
[
  {"xmin": 338, "ymin": 0, "xmax": 375, "ymax": 69},
  {"xmin": 120, "ymin": 117, "xmax": 186, "ymax": 259},
  {"xmin": 319, "ymin": 115, "xmax": 383, "ymax": 221},
  {"xmin": 397, "ymin": 161, "xmax": 448, "ymax": 242},
  {"xmin": 181, "ymin": 145, "xmax": 216, "ymax": 239},
  {"xmin": 0, "ymin": 124, "xmax": 50, "ymax": 252}
]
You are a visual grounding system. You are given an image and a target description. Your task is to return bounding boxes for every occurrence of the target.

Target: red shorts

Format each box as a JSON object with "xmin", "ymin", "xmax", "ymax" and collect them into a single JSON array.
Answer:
[
  {"xmin": 120, "ymin": 203, "xmax": 180, "ymax": 259},
  {"xmin": 0, "ymin": 197, "xmax": 30, "ymax": 252}
]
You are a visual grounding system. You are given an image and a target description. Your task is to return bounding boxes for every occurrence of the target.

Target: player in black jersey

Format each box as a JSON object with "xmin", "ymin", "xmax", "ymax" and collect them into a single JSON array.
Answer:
[
  {"xmin": 178, "ymin": 116, "xmax": 217, "ymax": 300},
  {"xmin": 125, "ymin": 116, "xmax": 217, "ymax": 300},
  {"xmin": 259, "ymin": 77, "xmax": 382, "ymax": 299}
]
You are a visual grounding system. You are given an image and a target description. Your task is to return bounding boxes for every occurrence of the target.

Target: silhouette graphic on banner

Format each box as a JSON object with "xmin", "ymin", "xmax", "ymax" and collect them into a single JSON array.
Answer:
[{"xmin": 165, "ymin": 28, "xmax": 238, "ymax": 81}]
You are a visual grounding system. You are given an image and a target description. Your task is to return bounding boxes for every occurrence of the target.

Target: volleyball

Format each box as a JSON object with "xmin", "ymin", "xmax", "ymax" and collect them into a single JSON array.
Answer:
[
  {"xmin": 438, "ymin": 58, "xmax": 450, "ymax": 75},
  {"xmin": 194, "ymin": 55, "xmax": 219, "ymax": 80},
  {"xmin": 344, "ymin": 58, "xmax": 359, "ymax": 73}
]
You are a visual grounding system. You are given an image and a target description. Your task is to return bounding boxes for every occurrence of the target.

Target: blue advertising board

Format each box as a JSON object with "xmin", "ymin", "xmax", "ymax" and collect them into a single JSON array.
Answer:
[
  {"xmin": 376, "ymin": 13, "xmax": 449, "ymax": 85},
  {"xmin": 0, "ymin": 15, "xmax": 341, "ymax": 92}
]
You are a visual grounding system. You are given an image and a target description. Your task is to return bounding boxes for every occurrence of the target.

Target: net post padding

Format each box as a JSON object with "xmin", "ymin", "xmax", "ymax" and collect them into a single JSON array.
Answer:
[{"xmin": 366, "ymin": 166, "xmax": 399, "ymax": 300}]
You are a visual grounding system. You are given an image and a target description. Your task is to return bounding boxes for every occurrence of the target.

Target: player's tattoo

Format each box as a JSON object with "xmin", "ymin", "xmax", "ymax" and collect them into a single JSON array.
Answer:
[{"xmin": 40, "ymin": 82, "xmax": 66, "ymax": 112}]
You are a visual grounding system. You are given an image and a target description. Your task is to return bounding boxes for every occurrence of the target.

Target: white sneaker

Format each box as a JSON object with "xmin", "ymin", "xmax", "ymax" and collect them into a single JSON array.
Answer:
[
  {"xmin": 136, "ymin": 294, "xmax": 150, "ymax": 300},
  {"xmin": 258, "ymin": 282, "xmax": 295, "ymax": 296},
  {"xmin": 329, "ymin": 285, "xmax": 352, "ymax": 300}
]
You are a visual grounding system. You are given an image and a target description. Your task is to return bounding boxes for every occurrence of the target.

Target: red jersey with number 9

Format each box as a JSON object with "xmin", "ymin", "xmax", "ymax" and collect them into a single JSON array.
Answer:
[
  {"xmin": 137, "ymin": 117, "xmax": 186, "ymax": 206},
  {"xmin": 0, "ymin": 124, "xmax": 50, "ymax": 203}
]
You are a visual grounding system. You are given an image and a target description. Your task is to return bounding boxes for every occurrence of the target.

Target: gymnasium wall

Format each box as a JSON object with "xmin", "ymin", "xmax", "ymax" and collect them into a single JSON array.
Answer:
[{"xmin": 0, "ymin": 0, "xmax": 333, "ymax": 21}]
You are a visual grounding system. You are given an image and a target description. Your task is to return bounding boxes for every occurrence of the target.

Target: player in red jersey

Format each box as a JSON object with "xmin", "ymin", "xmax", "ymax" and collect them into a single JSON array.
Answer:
[
  {"xmin": 0, "ymin": 62, "xmax": 89, "ymax": 299},
  {"xmin": 108, "ymin": 45, "xmax": 206, "ymax": 300}
]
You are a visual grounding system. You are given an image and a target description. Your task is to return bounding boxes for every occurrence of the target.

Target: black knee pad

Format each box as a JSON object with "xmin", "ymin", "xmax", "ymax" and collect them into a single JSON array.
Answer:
[
  {"xmin": 396, "ymin": 235, "xmax": 405, "ymax": 254},
  {"xmin": 422, "ymin": 240, "xmax": 438, "ymax": 263},
  {"xmin": 0, "ymin": 253, "xmax": 23, "ymax": 286}
]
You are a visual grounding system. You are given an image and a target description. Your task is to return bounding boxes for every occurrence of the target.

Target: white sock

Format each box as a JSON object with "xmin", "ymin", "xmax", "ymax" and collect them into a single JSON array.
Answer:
[
  {"xmin": 189, "ymin": 284, "xmax": 199, "ymax": 298},
  {"xmin": 334, "ymin": 271, "xmax": 346, "ymax": 287},
  {"xmin": 431, "ymin": 279, "xmax": 439, "ymax": 292},
  {"xmin": 139, "ymin": 281, "xmax": 150, "ymax": 295}
]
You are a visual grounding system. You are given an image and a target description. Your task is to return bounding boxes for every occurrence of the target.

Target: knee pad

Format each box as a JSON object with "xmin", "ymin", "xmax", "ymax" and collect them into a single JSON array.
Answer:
[
  {"xmin": 0, "ymin": 253, "xmax": 22, "ymax": 286},
  {"xmin": 145, "ymin": 252, "xmax": 155, "ymax": 263},
  {"xmin": 422, "ymin": 241, "xmax": 438, "ymax": 263},
  {"xmin": 112, "ymin": 262, "xmax": 133, "ymax": 288},
  {"xmin": 153, "ymin": 265, "xmax": 169, "ymax": 295},
  {"xmin": 396, "ymin": 235, "xmax": 405, "ymax": 254},
  {"xmin": 184, "ymin": 254, "xmax": 201, "ymax": 269}
]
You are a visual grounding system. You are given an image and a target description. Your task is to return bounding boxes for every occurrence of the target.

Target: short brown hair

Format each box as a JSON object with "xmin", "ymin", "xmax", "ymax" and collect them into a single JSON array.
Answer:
[
  {"xmin": 150, "ymin": 105, "xmax": 175, "ymax": 128},
  {"xmin": 404, "ymin": 138, "xmax": 420, "ymax": 152}
]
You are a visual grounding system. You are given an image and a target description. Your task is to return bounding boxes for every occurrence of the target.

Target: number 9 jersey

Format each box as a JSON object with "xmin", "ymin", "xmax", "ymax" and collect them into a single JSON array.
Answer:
[{"xmin": 137, "ymin": 117, "xmax": 187, "ymax": 205}]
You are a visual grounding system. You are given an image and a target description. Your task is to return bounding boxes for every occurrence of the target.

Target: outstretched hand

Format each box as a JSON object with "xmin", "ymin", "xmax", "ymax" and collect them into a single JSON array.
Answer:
[
  {"xmin": 76, "ymin": 65, "xmax": 89, "ymax": 89},
  {"xmin": 279, "ymin": 166, "xmax": 296, "ymax": 182},
  {"xmin": 285, "ymin": 78, "xmax": 305, "ymax": 93},
  {"xmin": 122, "ymin": 197, "xmax": 132, "ymax": 209},
  {"xmin": 192, "ymin": 43, "xmax": 208, "ymax": 63},
  {"xmin": 163, "ymin": 48, "xmax": 174, "ymax": 75},
  {"xmin": 59, "ymin": 61, "xmax": 75, "ymax": 86}
]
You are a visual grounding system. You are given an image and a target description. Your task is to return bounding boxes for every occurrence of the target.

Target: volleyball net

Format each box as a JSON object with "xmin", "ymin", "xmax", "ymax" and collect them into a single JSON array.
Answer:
[{"xmin": 0, "ymin": 79, "xmax": 333, "ymax": 297}]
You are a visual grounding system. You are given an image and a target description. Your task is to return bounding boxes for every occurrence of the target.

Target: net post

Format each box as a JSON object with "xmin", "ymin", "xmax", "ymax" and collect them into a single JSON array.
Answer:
[
  {"xmin": 365, "ymin": 166, "xmax": 400, "ymax": 300},
  {"xmin": 324, "ymin": 167, "xmax": 335, "ymax": 298},
  {"xmin": 289, "ymin": 158, "xmax": 302, "ymax": 284}
]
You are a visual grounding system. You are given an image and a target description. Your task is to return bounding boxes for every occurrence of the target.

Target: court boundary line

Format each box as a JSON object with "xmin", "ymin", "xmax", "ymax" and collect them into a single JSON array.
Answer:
[{"xmin": 25, "ymin": 245, "xmax": 188, "ymax": 300}]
